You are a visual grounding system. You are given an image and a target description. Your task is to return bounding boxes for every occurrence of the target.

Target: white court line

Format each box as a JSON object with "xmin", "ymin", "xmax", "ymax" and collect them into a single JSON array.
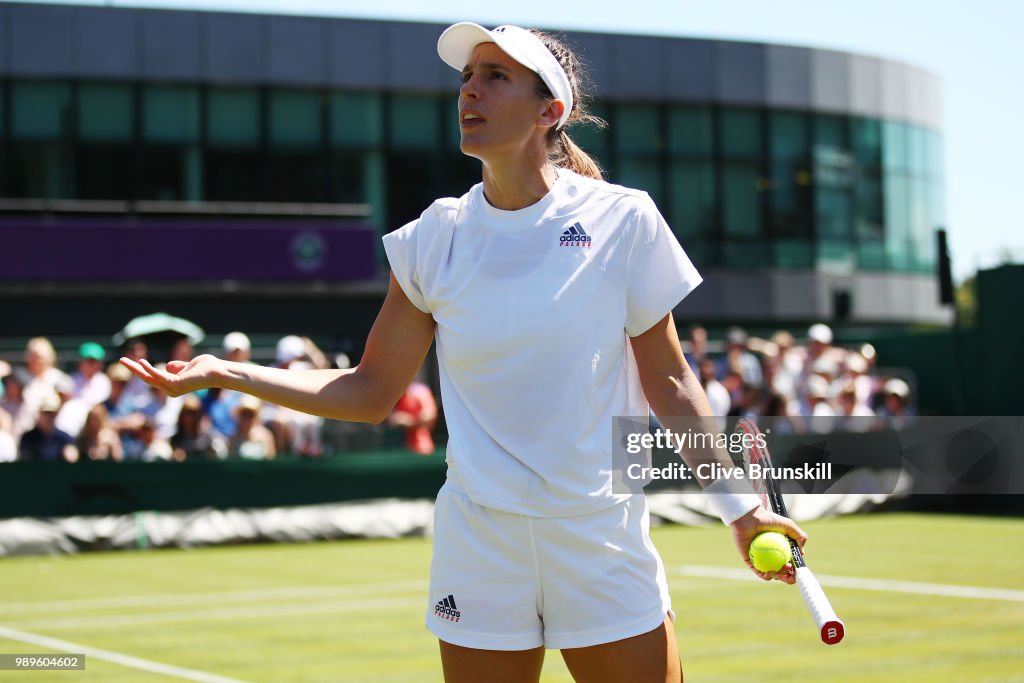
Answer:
[
  {"xmin": 0, "ymin": 579, "xmax": 427, "ymax": 615},
  {"xmin": 6, "ymin": 596, "xmax": 426, "ymax": 631},
  {"xmin": 675, "ymin": 565, "xmax": 1024, "ymax": 603},
  {"xmin": 0, "ymin": 625, "xmax": 251, "ymax": 683}
]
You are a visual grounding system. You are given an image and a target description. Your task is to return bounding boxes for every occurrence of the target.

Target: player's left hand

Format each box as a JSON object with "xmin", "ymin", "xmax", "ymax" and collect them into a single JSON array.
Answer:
[{"xmin": 730, "ymin": 506, "xmax": 807, "ymax": 585}]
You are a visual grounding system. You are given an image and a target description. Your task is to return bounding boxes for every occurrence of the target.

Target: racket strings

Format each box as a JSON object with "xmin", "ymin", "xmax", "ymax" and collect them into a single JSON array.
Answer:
[{"xmin": 737, "ymin": 418, "xmax": 806, "ymax": 569}]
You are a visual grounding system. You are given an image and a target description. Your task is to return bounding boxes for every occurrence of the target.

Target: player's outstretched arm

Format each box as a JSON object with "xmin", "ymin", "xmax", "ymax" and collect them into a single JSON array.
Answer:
[
  {"xmin": 629, "ymin": 312, "xmax": 806, "ymax": 583},
  {"xmin": 120, "ymin": 274, "xmax": 436, "ymax": 424}
]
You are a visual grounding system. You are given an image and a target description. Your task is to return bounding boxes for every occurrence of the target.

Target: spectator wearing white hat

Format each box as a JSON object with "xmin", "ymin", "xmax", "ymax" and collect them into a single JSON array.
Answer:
[
  {"xmin": 264, "ymin": 336, "xmax": 329, "ymax": 457},
  {"xmin": 807, "ymin": 322, "xmax": 833, "ymax": 347},
  {"xmin": 879, "ymin": 378, "xmax": 914, "ymax": 430},
  {"xmin": 202, "ymin": 332, "xmax": 255, "ymax": 440},
  {"xmin": 805, "ymin": 323, "xmax": 846, "ymax": 369},
  {"xmin": 805, "ymin": 375, "xmax": 836, "ymax": 434},
  {"xmin": 223, "ymin": 332, "xmax": 251, "ymax": 364},
  {"xmin": 798, "ymin": 323, "xmax": 843, "ymax": 407},
  {"xmin": 840, "ymin": 352, "xmax": 874, "ymax": 411},
  {"xmin": 767, "ymin": 330, "xmax": 803, "ymax": 398}
]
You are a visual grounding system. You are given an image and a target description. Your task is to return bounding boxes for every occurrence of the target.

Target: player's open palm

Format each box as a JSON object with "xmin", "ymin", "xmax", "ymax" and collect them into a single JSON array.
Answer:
[
  {"xmin": 120, "ymin": 354, "xmax": 224, "ymax": 397},
  {"xmin": 731, "ymin": 505, "xmax": 807, "ymax": 584}
]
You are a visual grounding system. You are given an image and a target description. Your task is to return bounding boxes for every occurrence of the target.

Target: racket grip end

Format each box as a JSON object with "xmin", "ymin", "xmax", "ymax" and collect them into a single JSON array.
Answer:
[{"xmin": 820, "ymin": 620, "xmax": 845, "ymax": 645}]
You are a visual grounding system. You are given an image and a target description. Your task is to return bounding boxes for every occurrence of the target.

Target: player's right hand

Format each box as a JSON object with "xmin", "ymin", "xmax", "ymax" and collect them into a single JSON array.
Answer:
[
  {"xmin": 120, "ymin": 354, "xmax": 225, "ymax": 397},
  {"xmin": 730, "ymin": 505, "xmax": 807, "ymax": 585}
]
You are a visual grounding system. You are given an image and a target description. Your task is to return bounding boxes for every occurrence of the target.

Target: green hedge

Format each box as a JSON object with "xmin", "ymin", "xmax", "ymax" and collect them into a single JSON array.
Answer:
[{"xmin": 0, "ymin": 450, "xmax": 447, "ymax": 518}]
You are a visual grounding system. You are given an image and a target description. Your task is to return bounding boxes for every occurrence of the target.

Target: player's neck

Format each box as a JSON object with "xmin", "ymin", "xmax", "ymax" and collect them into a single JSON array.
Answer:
[{"xmin": 480, "ymin": 158, "xmax": 557, "ymax": 211}]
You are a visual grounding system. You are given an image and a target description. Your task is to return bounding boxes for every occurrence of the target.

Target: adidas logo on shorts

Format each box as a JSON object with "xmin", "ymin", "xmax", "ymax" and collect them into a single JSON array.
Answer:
[
  {"xmin": 434, "ymin": 594, "xmax": 461, "ymax": 622},
  {"xmin": 560, "ymin": 222, "xmax": 591, "ymax": 247}
]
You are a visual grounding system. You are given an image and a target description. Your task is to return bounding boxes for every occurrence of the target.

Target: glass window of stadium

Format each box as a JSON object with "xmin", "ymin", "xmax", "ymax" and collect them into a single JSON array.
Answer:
[
  {"xmin": 855, "ymin": 177, "xmax": 885, "ymax": 269},
  {"xmin": 205, "ymin": 87, "xmax": 262, "ymax": 202},
  {"xmin": 267, "ymin": 90, "xmax": 328, "ymax": 203},
  {"xmin": 925, "ymin": 129, "xmax": 944, "ymax": 183},
  {"xmin": 9, "ymin": 81, "xmax": 73, "ymax": 199},
  {"xmin": 141, "ymin": 85, "xmax": 201, "ymax": 201},
  {"xmin": 77, "ymin": 83, "xmax": 135, "ymax": 200},
  {"xmin": 768, "ymin": 112, "xmax": 812, "ymax": 269},
  {"xmin": 852, "ymin": 118, "xmax": 882, "ymax": 171},
  {"xmin": 882, "ymin": 120, "xmax": 908, "ymax": 174},
  {"xmin": 667, "ymin": 106, "xmax": 716, "ymax": 267},
  {"xmin": 615, "ymin": 104, "xmax": 663, "ymax": 207},
  {"xmin": 615, "ymin": 104, "xmax": 660, "ymax": 155},
  {"xmin": 330, "ymin": 92, "xmax": 385, "ymax": 220},
  {"xmin": 884, "ymin": 173, "xmax": 912, "ymax": 270},
  {"xmin": 331, "ymin": 92, "xmax": 382, "ymax": 148},
  {"xmin": 851, "ymin": 118, "xmax": 884, "ymax": 268},
  {"xmin": 814, "ymin": 115, "xmax": 855, "ymax": 271},
  {"xmin": 908, "ymin": 176, "xmax": 933, "ymax": 271},
  {"xmin": 719, "ymin": 108, "xmax": 767, "ymax": 268},
  {"xmin": 387, "ymin": 94, "xmax": 445, "ymax": 229}
]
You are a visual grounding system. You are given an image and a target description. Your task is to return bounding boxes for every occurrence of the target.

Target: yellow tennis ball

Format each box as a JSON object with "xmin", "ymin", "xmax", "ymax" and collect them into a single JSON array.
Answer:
[{"xmin": 748, "ymin": 532, "xmax": 793, "ymax": 573}]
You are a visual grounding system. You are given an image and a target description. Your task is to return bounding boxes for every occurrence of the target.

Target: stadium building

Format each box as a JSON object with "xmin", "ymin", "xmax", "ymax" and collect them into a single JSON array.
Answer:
[{"xmin": 0, "ymin": 2, "xmax": 949, "ymax": 348}]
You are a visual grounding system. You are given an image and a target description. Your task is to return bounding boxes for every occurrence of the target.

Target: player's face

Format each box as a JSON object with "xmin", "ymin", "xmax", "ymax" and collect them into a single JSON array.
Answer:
[{"xmin": 458, "ymin": 43, "xmax": 552, "ymax": 162}]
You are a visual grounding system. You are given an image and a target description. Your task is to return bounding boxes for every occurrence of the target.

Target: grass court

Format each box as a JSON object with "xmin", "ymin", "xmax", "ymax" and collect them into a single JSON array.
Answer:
[{"xmin": 1, "ymin": 513, "xmax": 1022, "ymax": 682}]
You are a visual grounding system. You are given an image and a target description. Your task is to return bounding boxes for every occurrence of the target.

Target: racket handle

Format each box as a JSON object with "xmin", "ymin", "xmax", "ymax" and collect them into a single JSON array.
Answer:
[{"xmin": 795, "ymin": 566, "xmax": 845, "ymax": 645}]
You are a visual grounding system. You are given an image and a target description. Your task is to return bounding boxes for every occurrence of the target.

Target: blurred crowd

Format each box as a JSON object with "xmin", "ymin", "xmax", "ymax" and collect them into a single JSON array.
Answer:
[
  {"xmin": 0, "ymin": 322, "xmax": 910, "ymax": 463},
  {"xmin": 0, "ymin": 333, "xmax": 364, "ymax": 463},
  {"xmin": 684, "ymin": 322, "xmax": 914, "ymax": 433}
]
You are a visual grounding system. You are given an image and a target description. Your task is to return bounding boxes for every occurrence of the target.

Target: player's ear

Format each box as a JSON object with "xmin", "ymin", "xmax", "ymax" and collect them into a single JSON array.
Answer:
[{"xmin": 537, "ymin": 99, "xmax": 565, "ymax": 130}]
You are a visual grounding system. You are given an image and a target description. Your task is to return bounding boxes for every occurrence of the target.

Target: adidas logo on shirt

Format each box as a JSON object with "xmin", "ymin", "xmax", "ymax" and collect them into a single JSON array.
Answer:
[
  {"xmin": 434, "ymin": 594, "xmax": 461, "ymax": 622},
  {"xmin": 560, "ymin": 222, "xmax": 592, "ymax": 247}
]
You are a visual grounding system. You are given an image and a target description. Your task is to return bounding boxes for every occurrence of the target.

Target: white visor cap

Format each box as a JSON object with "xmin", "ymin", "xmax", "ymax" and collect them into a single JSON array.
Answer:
[{"xmin": 438, "ymin": 22, "xmax": 573, "ymax": 130}]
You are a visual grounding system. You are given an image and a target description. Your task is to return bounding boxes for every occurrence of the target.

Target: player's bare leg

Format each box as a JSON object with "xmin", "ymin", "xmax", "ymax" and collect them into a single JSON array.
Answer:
[
  {"xmin": 559, "ymin": 616, "xmax": 682, "ymax": 683},
  {"xmin": 439, "ymin": 641, "xmax": 545, "ymax": 683}
]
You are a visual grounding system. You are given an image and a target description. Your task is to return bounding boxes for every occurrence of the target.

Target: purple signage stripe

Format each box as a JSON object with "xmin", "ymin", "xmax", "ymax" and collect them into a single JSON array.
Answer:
[{"xmin": 0, "ymin": 216, "xmax": 377, "ymax": 281}]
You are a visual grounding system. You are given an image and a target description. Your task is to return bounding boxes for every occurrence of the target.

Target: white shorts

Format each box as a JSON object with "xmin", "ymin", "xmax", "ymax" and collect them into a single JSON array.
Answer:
[{"xmin": 426, "ymin": 482, "xmax": 673, "ymax": 650}]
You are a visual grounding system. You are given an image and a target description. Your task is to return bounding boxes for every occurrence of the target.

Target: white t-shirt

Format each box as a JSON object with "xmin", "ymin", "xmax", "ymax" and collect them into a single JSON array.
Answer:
[{"xmin": 383, "ymin": 170, "xmax": 702, "ymax": 517}]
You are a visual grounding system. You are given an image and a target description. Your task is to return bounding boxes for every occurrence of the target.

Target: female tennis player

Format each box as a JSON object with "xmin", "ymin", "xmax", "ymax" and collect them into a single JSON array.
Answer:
[{"xmin": 123, "ymin": 22, "xmax": 807, "ymax": 682}]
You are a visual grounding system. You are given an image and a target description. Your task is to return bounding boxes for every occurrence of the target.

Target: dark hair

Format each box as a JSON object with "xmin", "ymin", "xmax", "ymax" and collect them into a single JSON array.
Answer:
[{"xmin": 528, "ymin": 30, "xmax": 607, "ymax": 180}]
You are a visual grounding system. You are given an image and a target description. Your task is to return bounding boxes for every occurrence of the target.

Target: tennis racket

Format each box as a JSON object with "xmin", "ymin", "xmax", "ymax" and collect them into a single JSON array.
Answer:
[{"xmin": 736, "ymin": 417, "xmax": 845, "ymax": 645}]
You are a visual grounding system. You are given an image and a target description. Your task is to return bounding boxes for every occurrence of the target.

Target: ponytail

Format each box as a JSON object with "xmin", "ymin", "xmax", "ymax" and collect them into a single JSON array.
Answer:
[
  {"xmin": 556, "ymin": 129, "xmax": 603, "ymax": 180},
  {"xmin": 529, "ymin": 30, "xmax": 607, "ymax": 181}
]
